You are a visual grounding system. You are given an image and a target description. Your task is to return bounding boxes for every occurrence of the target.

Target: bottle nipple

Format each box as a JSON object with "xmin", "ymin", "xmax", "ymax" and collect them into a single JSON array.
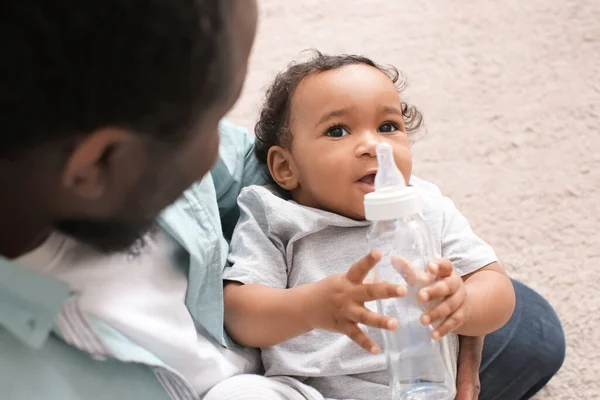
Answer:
[{"xmin": 374, "ymin": 142, "xmax": 406, "ymax": 191}]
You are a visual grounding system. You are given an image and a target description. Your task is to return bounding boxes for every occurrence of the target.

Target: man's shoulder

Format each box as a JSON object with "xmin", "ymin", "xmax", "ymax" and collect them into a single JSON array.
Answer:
[
  {"xmin": 214, "ymin": 119, "xmax": 268, "ymax": 190},
  {"xmin": 0, "ymin": 329, "xmax": 169, "ymax": 400}
]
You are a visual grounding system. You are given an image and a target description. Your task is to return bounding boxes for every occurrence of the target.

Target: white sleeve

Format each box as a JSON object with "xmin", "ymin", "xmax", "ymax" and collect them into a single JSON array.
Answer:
[
  {"xmin": 440, "ymin": 197, "xmax": 498, "ymax": 276},
  {"xmin": 223, "ymin": 187, "xmax": 288, "ymax": 289}
]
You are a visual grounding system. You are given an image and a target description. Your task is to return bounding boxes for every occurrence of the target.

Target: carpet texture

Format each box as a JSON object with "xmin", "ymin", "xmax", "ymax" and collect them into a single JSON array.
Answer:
[{"xmin": 228, "ymin": 1, "xmax": 600, "ymax": 398}]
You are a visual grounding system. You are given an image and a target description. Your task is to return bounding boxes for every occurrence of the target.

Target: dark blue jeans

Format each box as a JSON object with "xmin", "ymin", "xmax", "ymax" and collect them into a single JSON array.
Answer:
[{"xmin": 479, "ymin": 280, "xmax": 565, "ymax": 400}]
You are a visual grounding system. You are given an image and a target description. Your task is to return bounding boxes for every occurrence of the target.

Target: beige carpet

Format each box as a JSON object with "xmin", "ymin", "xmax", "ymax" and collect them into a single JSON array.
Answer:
[{"xmin": 228, "ymin": 1, "xmax": 600, "ymax": 398}]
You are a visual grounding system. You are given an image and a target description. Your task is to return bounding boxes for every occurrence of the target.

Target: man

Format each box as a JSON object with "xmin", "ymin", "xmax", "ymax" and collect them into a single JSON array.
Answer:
[{"xmin": 0, "ymin": 1, "xmax": 564, "ymax": 399}]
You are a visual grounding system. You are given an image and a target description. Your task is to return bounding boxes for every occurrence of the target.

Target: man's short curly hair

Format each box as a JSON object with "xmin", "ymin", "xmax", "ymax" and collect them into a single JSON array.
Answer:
[
  {"xmin": 254, "ymin": 50, "xmax": 423, "ymax": 163},
  {"xmin": 1, "ymin": 0, "xmax": 233, "ymax": 158}
]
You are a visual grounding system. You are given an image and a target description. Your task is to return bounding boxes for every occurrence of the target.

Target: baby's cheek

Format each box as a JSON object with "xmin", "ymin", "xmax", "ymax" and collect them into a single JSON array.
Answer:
[
  {"xmin": 395, "ymin": 153, "xmax": 413, "ymax": 182},
  {"xmin": 352, "ymin": 193, "xmax": 369, "ymax": 220}
]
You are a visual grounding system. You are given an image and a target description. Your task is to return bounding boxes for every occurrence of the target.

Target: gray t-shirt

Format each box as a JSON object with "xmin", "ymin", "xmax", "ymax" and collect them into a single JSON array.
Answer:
[{"xmin": 223, "ymin": 177, "xmax": 497, "ymax": 400}]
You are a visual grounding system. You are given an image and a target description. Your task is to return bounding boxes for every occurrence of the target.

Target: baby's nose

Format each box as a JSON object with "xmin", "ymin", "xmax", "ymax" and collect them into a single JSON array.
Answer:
[{"xmin": 358, "ymin": 131, "xmax": 383, "ymax": 156}]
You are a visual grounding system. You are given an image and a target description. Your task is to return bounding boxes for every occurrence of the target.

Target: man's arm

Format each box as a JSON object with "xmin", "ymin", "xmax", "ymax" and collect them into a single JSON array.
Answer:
[{"xmin": 456, "ymin": 335, "xmax": 484, "ymax": 400}]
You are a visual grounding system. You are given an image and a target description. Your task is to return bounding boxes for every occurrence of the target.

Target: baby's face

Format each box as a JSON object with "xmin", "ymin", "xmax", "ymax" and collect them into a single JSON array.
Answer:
[{"xmin": 287, "ymin": 64, "xmax": 413, "ymax": 220}]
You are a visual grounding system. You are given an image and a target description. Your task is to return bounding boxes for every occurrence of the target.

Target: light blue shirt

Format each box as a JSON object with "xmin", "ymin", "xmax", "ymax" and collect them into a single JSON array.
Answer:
[{"xmin": 0, "ymin": 119, "xmax": 268, "ymax": 400}]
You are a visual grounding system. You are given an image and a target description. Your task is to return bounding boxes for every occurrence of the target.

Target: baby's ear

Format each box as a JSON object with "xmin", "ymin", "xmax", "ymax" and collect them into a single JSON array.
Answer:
[{"xmin": 267, "ymin": 146, "xmax": 299, "ymax": 191}]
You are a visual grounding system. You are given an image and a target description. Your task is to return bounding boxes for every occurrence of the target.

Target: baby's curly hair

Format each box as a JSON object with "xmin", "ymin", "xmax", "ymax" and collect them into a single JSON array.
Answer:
[{"xmin": 254, "ymin": 51, "xmax": 423, "ymax": 164}]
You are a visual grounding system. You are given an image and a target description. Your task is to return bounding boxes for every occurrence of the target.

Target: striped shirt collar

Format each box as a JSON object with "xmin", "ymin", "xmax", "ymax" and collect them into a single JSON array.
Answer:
[
  {"xmin": 0, "ymin": 256, "xmax": 199, "ymax": 400},
  {"xmin": 0, "ymin": 256, "xmax": 69, "ymax": 349}
]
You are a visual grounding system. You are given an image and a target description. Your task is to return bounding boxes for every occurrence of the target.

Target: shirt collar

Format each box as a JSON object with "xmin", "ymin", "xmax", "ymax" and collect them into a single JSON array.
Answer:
[{"xmin": 0, "ymin": 256, "xmax": 69, "ymax": 348}]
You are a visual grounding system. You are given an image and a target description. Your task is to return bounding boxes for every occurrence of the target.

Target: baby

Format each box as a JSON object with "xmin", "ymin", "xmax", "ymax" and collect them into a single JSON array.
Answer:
[{"xmin": 222, "ymin": 52, "xmax": 515, "ymax": 400}]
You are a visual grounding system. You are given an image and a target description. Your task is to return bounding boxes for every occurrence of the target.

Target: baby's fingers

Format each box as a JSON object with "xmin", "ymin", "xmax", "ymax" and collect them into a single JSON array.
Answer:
[
  {"xmin": 347, "ymin": 305, "xmax": 398, "ymax": 330},
  {"xmin": 420, "ymin": 290, "xmax": 466, "ymax": 326},
  {"xmin": 354, "ymin": 282, "xmax": 406, "ymax": 303},
  {"xmin": 428, "ymin": 259, "xmax": 454, "ymax": 278},
  {"xmin": 391, "ymin": 256, "xmax": 430, "ymax": 287},
  {"xmin": 430, "ymin": 308, "xmax": 467, "ymax": 340},
  {"xmin": 345, "ymin": 323, "xmax": 380, "ymax": 354},
  {"xmin": 346, "ymin": 251, "xmax": 382, "ymax": 284},
  {"xmin": 418, "ymin": 274, "xmax": 461, "ymax": 302}
]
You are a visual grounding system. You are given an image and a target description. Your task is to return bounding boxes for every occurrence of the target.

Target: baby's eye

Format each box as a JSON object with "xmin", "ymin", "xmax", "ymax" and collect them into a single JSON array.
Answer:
[
  {"xmin": 326, "ymin": 126, "xmax": 349, "ymax": 138},
  {"xmin": 379, "ymin": 123, "xmax": 399, "ymax": 134}
]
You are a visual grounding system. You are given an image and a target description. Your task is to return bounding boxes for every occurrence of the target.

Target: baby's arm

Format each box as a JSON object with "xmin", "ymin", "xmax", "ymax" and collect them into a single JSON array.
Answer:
[
  {"xmin": 223, "ymin": 281, "xmax": 313, "ymax": 348},
  {"xmin": 457, "ymin": 261, "xmax": 515, "ymax": 336},
  {"xmin": 225, "ymin": 251, "xmax": 405, "ymax": 353},
  {"xmin": 395, "ymin": 193, "xmax": 515, "ymax": 339},
  {"xmin": 406, "ymin": 259, "xmax": 515, "ymax": 338},
  {"xmin": 223, "ymin": 187, "xmax": 405, "ymax": 353}
]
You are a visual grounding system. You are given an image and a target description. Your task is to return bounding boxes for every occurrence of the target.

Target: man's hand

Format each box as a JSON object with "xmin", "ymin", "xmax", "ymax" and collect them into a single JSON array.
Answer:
[
  {"xmin": 455, "ymin": 335, "xmax": 484, "ymax": 400},
  {"xmin": 307, "ymin": 250, "xmax": 407, "ymax": 354}
]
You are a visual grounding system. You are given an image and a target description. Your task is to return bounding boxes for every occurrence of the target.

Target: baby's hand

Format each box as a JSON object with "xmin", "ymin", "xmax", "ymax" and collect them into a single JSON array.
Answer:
[
  {"xmin": 307, "ymin": 251, "xmax": 407, "ymax": 354},
  {"xmin": 417, "ymin": 259, "xmax": 468, "ymax": 340}
]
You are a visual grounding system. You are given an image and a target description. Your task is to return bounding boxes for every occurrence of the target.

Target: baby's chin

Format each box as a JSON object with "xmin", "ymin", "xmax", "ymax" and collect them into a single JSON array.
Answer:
[
  {"xmin": 329, "ymin": 197, "xmax": 370, "ymax": 221},
  {"xmin": 331, "ymin": 205, "xmax": 367, "ymax": 221},
  {"xmin": 348, "ymin": 209, "xmax": 367, "ymax": 221}
]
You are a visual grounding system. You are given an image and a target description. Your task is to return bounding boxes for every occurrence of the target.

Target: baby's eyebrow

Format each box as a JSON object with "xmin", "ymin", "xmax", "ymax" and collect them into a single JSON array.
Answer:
[
  {"xmin": 314, "ymin": 105, "xmax": 402, "ymax": 127},
  {"xmin": 380, "ymin": 105, "xmax": 403, "ymax": 116},
  {"xmin": 315, "ymin": 107, "xmax": 354, "ymax": 127}
]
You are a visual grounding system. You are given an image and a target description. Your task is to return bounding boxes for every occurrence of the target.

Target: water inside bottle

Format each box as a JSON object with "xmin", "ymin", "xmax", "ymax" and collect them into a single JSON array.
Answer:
[
  {"xmin": 384, "ymin": 289, "xmax": 452, "ymax": 400},
  {"xmin": 373, "ymin": 238, "xmax": 454, "ymax": 400}
]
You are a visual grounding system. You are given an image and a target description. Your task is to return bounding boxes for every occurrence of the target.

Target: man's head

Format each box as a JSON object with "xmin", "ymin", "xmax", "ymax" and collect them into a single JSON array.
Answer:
[{"xmin": 1, "ymin": 0, "xmax": 257, "ymax": 254}]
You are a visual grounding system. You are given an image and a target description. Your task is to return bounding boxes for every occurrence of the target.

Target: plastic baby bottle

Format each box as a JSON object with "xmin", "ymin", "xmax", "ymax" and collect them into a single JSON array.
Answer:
[{"xmin": 364, "ymin": 142, "xmax": 455, "ymax": 400}]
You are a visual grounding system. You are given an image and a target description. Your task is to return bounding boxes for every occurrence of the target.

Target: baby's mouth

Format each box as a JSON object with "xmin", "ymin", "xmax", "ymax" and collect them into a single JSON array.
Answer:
[{"xmin": 358, "ymin": 173, "xmax": 376, "ymax": 186}]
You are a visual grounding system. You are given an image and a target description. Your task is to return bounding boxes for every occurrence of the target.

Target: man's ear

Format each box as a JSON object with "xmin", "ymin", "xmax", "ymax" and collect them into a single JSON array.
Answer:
[
  {"xmin": 61, "ymin": 128, "xmax": 136, "ymax": 200},
  {"xmin": 267, "ymin": 146, "xmax": 299, "ymax": 191}
]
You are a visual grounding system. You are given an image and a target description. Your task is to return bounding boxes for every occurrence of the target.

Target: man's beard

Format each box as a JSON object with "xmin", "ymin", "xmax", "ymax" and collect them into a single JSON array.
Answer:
[{"xmin": 55, "ymin": 218, "xmax": 157, "ymax": 254}]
